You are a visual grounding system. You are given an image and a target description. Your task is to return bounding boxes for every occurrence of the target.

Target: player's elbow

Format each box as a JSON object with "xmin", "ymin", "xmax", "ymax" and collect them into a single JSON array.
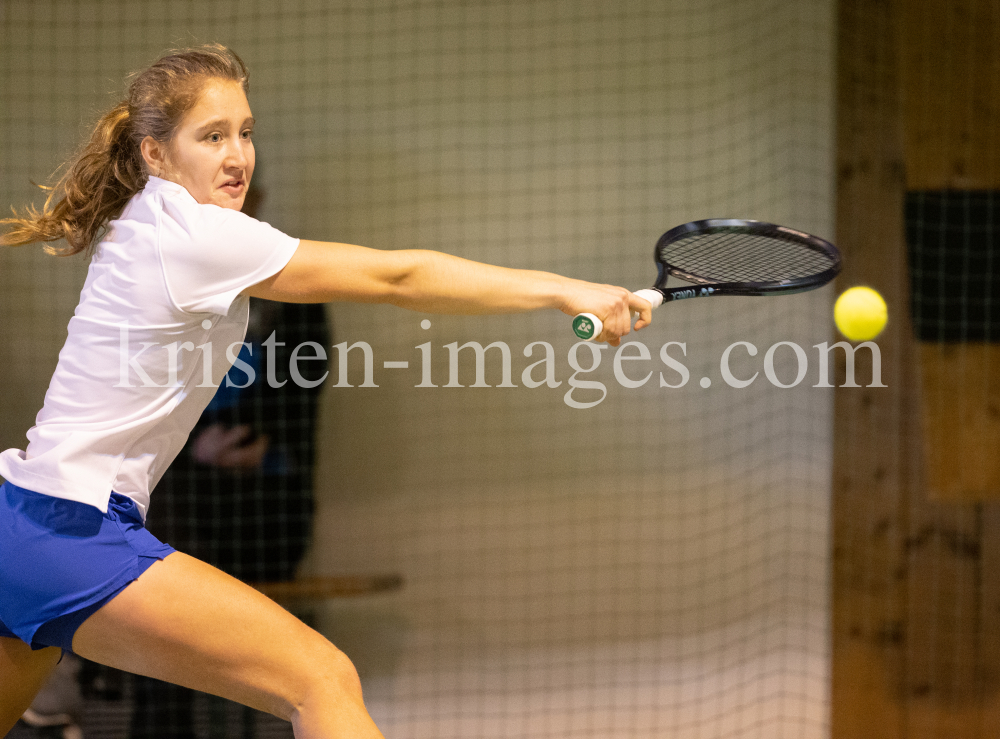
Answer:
[{"xmin": 379, "ymin": 249, "xmax": 434, "ymax": 308}]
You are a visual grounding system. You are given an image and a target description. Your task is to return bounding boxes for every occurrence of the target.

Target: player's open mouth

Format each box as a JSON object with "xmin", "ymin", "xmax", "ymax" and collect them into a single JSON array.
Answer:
[{"xmin": 219, "ymin": 179, "xmax": 245, "ymax": 195}]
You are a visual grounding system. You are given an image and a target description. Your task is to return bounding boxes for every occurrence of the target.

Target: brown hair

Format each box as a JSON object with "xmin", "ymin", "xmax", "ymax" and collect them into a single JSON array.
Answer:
[{"xmin": 1, "ymin": 43, "xmax": 248, "ymax": 256}]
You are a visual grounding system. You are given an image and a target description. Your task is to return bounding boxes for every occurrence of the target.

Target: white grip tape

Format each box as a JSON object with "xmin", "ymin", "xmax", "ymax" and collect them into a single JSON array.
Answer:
[
  {"xmin": 573, "ymin": 289, "xmax": 662, "ymax": 342},
  {"xmin": 633, "ymin": 288, "xmax": 664, "ymax": 310}
]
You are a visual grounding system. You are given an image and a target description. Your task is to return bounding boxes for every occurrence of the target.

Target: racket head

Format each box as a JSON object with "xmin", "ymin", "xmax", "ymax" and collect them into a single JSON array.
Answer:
[{"xmin": 653, "ymin": 219, "xmax": 841, "ymax": 295}]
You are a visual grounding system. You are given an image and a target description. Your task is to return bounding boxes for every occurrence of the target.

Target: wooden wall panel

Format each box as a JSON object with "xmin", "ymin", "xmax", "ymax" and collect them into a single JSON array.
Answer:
[
  {"xmin": 834, "ymin": 0, "xmax": 1000, "ymax": 737},
  {"xmin": 897, "ymin": 0, "xmax": 1000, "ymax": 191},
  {"xmin": 897, "ymin": 0, "xmax": 1000, "ymax": 502},
  {"xmin": 920, "ymin": 345, "xmax": 1000, "ymax": 501}
]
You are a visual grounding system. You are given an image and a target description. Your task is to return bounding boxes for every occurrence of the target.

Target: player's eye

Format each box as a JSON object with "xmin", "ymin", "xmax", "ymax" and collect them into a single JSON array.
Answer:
[
  {"xmin": 207, "ymin": 133, "xmax": 222, "ymax": 143},
  {"xmin": 241, "ymin": 129, "xmax": 253, "ymax": 139}
]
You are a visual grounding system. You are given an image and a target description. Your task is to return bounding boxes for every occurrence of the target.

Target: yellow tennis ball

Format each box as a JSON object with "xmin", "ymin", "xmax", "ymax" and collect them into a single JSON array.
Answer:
[{"xmin": 834, "ymin": 286, "xmax": 887, "ymax": 341}]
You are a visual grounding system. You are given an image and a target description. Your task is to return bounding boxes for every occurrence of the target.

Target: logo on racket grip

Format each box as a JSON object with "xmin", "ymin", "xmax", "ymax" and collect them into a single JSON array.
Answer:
[{"xmin": 572, "ymin": 315, "xmax": 597, "ymax": 340}]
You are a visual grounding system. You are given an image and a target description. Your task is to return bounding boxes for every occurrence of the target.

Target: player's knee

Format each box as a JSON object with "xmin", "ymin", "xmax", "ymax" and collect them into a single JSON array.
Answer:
[
  {"xmin": 318, "ymin": 642, "xmax": 362, "ymax": 696},
  {"xmin": 293, "ymin": 637, "xmax": 364, "ymax": 709},
  {"xmin": 262, "ymin": 622, "xmax": 364, "ymax": 722}
]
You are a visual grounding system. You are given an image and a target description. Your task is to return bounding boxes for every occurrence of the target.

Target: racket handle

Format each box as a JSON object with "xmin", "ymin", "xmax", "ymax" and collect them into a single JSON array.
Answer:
[{"xmin": 572, "ymin": 289, "xmax": 663, "ymax": 341}]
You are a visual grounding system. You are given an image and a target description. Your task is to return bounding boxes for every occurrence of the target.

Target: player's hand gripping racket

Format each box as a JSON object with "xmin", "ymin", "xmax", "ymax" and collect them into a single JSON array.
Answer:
[{"xmin": 572, "ymin": 219, "xmax": 842, "ymax": 340}]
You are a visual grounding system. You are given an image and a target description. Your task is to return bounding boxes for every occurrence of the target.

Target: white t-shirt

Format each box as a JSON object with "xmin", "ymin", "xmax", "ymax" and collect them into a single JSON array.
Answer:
[{"xmin": 0, "ymin": 177, "xmax": 300, "ymax": 519}]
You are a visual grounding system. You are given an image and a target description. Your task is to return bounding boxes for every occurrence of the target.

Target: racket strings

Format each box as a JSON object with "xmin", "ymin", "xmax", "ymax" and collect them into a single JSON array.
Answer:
[{"xmin": 659, "ymin": 231, "xmax": 836, "ymax": 284}]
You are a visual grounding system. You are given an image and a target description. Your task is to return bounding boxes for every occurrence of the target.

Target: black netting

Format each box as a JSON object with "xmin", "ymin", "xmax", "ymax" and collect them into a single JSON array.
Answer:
[{"xmin": 1, "ymin": 2, "xmax": 837, "ymax": 738}]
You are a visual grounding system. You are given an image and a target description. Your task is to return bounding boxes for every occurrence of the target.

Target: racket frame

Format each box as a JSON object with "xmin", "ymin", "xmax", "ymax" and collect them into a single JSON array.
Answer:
[
  {"xmin": 652, "ymin": 218, "xmax": 842, "ymax": 300},
  {"xmin": 572, "ymin": 218, "xmax": 841, "ymax": 341}
]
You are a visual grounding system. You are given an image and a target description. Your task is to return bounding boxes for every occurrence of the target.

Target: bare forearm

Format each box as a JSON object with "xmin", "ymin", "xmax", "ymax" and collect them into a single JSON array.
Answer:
[
  {"xmin": 387, "ymin": 250, "xmax": 571, "ymax": 315},
  {"xmin": 376, "ymin": 251, "xmax": 650, "ymax": 346}
]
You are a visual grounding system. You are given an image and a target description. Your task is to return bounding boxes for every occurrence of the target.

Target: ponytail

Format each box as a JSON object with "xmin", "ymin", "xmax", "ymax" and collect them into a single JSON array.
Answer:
[
  {"xmin": 1, "ymin": 43, "xmax": 248, "ymax": 257},
  {"xmin": 1, "ymin": 102, "xmax": 145, "ymax": 256}
]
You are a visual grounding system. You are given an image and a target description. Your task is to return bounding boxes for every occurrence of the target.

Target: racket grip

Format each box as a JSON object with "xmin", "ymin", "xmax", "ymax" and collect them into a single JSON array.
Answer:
[
  {"xmin": 572, "ymin": 313, "xmax": 603, "ymax": 340},
  {"xmin": 571, "ymin": 289, "xmax": 663, "ymax": 341}
]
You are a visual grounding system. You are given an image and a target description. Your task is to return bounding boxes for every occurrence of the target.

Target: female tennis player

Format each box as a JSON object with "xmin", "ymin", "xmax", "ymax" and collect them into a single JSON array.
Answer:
[{"xmin": 0, "ymin": 45, "xmax": 651, "ymax": 737}]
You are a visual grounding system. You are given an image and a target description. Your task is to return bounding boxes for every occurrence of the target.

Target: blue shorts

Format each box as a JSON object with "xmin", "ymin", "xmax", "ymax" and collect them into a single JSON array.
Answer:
[{"xmin": 0, "ymin": 481, "xmax": 175, "ymax": 652}]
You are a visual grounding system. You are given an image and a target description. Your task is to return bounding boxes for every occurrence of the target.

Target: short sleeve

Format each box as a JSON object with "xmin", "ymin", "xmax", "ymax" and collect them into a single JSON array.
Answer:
[{"xmin": 157, "ymin": 192, "xmax": 300, "ymax": 315}]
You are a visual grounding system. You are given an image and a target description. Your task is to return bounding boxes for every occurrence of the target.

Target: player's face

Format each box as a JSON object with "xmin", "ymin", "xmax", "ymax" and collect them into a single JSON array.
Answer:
[{"xmin": 163, "ymin": 78, "xmax": 255, "ymax": 211}]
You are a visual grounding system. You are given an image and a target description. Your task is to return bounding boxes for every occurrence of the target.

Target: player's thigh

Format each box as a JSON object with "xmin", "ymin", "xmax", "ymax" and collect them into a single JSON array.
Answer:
[
  {"xmin": 71, "ymin": 552, "xmax": 358, "ymax": 721},
  {"xmin": 0, "ymin": 637, "xmax": 61, "ymax": 735}
]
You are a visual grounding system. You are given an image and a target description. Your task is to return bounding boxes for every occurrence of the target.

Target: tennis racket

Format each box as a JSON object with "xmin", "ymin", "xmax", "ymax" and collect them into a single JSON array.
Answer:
[{"xmin": 572, "ymin": 218, "xmax": 842, "ymax": 340}]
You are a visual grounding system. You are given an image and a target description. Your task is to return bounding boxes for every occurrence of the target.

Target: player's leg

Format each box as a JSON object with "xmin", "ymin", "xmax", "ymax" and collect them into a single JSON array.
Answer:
[
  {"xmin": 0, "ymin": 637, "xmax": 61, "ymax": 735},
  {"xmin": 71, "ymin": 551, "xmax": 384, "ymax": 739}
]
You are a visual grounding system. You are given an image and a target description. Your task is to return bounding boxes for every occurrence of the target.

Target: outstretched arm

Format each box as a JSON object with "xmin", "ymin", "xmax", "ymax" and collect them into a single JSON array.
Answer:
[{"xmin": 246, "ymin": 240, "xmax": 651, "ymax": 345}]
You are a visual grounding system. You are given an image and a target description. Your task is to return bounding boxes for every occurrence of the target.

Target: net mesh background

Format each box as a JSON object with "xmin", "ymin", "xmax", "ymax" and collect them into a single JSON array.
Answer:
[{"xmin": 0, "ymin": 1, "xmax": 835, "ymax": 738}]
